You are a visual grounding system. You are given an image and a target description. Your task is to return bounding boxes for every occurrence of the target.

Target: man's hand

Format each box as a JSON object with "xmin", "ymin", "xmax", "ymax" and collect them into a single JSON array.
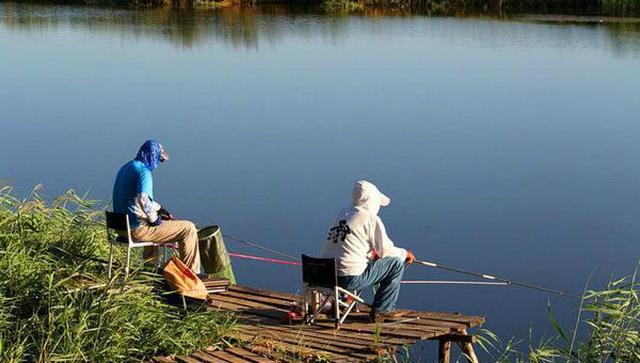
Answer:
[
  {"xmin": 158, "ymin": 207, "xmax": 174, "ymax": 220},
  {"xmin": 405, "ymin": 250, "xmax": 416, "ymax": 264}
]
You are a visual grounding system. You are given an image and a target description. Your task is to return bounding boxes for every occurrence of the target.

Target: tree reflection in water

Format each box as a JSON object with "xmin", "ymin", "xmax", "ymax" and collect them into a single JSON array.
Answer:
[{"xmin": 1, "ymin": 2, "xmax": 639, "ymax": 52}]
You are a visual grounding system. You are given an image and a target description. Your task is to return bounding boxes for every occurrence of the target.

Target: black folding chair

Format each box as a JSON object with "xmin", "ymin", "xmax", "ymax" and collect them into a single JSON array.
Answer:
[{"xmin": 301, "ymin": 254, "xmax": 364, "ymax": 329}]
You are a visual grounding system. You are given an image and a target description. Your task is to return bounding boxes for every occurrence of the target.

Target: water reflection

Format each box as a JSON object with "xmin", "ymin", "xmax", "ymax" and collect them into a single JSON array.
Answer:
[{"xmin": 1, "ymin": 2, "xmax": 639, "ymax": 51}]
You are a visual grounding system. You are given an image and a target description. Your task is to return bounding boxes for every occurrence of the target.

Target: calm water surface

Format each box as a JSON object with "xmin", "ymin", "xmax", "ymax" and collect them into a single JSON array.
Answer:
[{"xmin": 2, "ymin": 2, "xmax": 640, "ymax": 357}]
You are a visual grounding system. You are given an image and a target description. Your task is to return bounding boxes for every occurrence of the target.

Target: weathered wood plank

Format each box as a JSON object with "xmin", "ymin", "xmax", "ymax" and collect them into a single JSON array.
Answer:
[
  {"xmin": 312, "ymin": 320, "xmax": 434, "ymax": 340},
  {"xmin": 153, "ymin": 357, "xmax": 177, "ymax": 363},
  {"xmin": 231, "ymin": 331, "xmax": 356, "ymax": 362},
  {"xmin": 191, "ymin": 351, "xmax": 227, "ymax": 363},
  {"xmin": 437, "ymin": 333, "xmax": 477, "ymax": 344},
  {"xmin": 206, "ymin": 350, "xmax": 253, "ymax": 363},
  {"xmin": 228, "ymin": 285, "xmax": 299, "ymax": 302},
  {"xmin": 235, "ymin": 324, "xmax": 374, "ymax": 360},
  {"xmin": 222, "ymin": 290, "xmax": 296, "ymax": 310},
  {"xmin": 236, "ymin": 314, "xmax": 416, "ymax": 346},
  {"xmin": 224, "ymin": 347, "xmax": 275, "ymax": 363},
  {"xmin": 175, "ymin": 356, "xmax": 202, "ymax": 363},
  {"xmin": 210, "ymin": 293, "xmax": 290, "ymax": 313}
]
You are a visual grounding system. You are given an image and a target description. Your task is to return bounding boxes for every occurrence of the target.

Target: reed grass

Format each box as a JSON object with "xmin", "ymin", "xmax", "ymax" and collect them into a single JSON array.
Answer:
[
  {"xmin": 478, "ymin": 268, "xmax": 640, "ymax": 362},
  {"xmin": 0, "ymin": 186, "xmax": 235, "ymax": 362},
  {"xmin": 322, "ymin": 0, "xmax": 365, "ymax": 12}
]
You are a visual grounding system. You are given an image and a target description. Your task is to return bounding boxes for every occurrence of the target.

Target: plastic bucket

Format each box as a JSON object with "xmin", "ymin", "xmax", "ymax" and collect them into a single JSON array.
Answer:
[{"xmin": 197, "ymin": 225, "xmax": 236, "ymax": 284}]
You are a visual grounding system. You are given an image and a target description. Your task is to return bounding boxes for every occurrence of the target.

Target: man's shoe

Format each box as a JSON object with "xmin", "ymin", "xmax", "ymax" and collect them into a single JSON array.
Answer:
[{"xmin": 368, "ymin": 309, "xmax": 408, "ymax": 323}]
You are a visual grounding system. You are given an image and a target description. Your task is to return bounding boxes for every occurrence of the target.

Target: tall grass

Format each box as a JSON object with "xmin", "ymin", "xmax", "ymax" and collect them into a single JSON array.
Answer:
[
  {"xmin": 478, "ymin": 269, "xmax": 640, "ymax": 362},
  {"xmin": 0, "ymin": 186, "xmax": 235, "ymax": 362}
]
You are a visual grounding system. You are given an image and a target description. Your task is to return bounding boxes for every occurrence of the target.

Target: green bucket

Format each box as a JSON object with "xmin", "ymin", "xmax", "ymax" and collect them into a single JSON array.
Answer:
[{"xmin": 197, "ymin": 225, "xmax": 236, "ymax": 284}]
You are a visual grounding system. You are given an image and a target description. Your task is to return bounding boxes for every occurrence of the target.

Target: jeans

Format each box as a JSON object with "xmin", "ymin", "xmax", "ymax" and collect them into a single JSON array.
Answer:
[{"xmin": 338, "ymin": 257, "xmax": 405, "ymax": 313}]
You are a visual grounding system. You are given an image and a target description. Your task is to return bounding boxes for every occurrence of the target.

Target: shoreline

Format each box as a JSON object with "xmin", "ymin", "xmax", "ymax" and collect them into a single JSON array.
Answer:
[{"xmin": 2, "ymin": 0, "xmax": 640, "ymax": 17}]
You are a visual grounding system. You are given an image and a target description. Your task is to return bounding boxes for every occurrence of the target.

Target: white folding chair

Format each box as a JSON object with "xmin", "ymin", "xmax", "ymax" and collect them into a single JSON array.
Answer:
[
  {"xmin": 105, "ymin": 211, "xmax": 176, "ymax": 278},
  {"xmin": 301, "ymin": 254, "xmax": 365, "ymax": 329}
]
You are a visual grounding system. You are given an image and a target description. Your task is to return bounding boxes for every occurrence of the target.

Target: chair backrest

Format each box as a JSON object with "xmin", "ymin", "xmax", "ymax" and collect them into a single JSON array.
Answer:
[
  {"xmin": 301, "ymin": 254, "xmax": 338, "ymax": 289},
  {"xmin": 105, "ymin": 211, "xmax": 130, "ymax": 233}
]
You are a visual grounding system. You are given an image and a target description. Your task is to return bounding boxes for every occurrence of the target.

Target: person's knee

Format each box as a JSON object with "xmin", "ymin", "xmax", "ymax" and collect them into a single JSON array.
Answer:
[
  {"xmin": 388, "ymin": 257, "xmax": 405, "ymax": 275},
  {"xmin": 186, "ymin": 221, "xmax": 197, "ymax": 234},
  {"xmin": 390, "ymin": 256, "xmax": 404, "ymax": 269}
]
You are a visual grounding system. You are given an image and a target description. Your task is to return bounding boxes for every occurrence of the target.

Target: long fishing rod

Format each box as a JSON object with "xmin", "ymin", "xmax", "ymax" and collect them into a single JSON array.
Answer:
[
  {"xmin": 415, "ymin": 259, "xmax": 581, "ymax": 299},
  {"xmin": 227, "ymin": 252, "xmax": 510, "ymax": 285},
  {"xmin": 223, "ymin": 233, "xmax": 581, "ymax": 298}
]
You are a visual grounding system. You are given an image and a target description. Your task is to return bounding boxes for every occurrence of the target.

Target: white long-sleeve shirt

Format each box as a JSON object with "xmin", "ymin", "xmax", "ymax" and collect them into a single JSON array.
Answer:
[{"xmin": 321, "ymin": 181, "xmax": 407, "ymax": 276}]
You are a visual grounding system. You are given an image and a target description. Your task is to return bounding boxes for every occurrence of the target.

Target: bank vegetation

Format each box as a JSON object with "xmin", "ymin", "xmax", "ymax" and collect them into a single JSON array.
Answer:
[{"xmin": 0, "ymin": 186, "xmax": 234, "ymax": 362}]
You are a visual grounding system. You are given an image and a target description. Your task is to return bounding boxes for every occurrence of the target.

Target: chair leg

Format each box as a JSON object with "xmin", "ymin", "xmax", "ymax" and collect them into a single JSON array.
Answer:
[
  {"xmin": 339, "ymin": 300, "xmax": 358, "ymax": 326},
  {"xmin": 108, "ymin": 242, "xmax": 114, "ymax": 279},
  {"xmin": 156, "ymin": 246, "xmax": 163, "ymax": 270},
  {"xmin": 334, "ymin": 286, "xmax": 341, "ymax": 329},
  {"xmin": 125, "ymin": 246, "xmax": 131, "ymax": 279}
]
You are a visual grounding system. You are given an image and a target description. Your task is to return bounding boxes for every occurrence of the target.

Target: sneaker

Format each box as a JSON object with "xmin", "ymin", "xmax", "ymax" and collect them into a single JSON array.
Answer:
[{"xmin": 368, "ymin": 309, "xmax": 408, "ymax": 323}]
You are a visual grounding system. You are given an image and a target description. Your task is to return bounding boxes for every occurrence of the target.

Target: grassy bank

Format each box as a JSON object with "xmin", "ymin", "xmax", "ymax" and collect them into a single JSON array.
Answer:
[{"xmin": 0, "ymin": 186, "xmax": 234, "ymax": 362}]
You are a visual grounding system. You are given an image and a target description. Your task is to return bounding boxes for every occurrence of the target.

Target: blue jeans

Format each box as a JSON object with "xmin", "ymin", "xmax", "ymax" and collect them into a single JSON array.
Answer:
[{"xmin": 338, "ymin": 257, "xmax": 405, "ymax": 313}]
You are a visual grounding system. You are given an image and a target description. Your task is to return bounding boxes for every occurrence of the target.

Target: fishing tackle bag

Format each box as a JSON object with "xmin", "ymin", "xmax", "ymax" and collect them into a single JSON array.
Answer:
[{"xmin": 163, "ymin": 255, "xmax": 208, "ymax": 300}]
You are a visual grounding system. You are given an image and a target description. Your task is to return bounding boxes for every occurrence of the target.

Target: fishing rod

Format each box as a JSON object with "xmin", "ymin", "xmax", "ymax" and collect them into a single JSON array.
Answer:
[
  {"xmin": 227, "ymin": 252, "xmax": 511, "ymax": 285},
  {"xmin": 415, "ymin": 259, "xmax": 581, "ymax": 299},
  {"xmin": 401, "ymin": 280, "xmax": 508, "ymax": 286},
  {"xmin": 223, "ymin": 234, "xmax": 581, "ymax": 298}
]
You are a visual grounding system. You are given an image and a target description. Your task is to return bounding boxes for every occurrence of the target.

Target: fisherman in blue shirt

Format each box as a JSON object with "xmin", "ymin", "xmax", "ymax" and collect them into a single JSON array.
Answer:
[{"xmin": 112, "ymin": 140, "xmax": 201, "ymax": 273}]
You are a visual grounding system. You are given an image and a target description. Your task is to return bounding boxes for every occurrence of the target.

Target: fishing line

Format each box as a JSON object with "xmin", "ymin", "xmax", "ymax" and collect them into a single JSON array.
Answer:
[
  {"xmin": 415, "ymin": 259, "xmax": 581, "ymax": 299},
  {"xmin": 228, "ymin": 253, "xmax": 508, "ymax": 285},
  {"xmin": 228, "ymin": 252, "xmax": 302, "ymax": 266},
  {"xmin": 223, "ymin": 234, "xmax": 299, "ymax": 261},
  {"xmin": 223, "ymin": 234, "xmax": 581, "ymax": 298}
]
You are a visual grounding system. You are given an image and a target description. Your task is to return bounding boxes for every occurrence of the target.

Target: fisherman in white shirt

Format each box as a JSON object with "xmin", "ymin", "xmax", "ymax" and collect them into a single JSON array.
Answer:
[{"xmin": 321, "ymin": 180, "xmax": 415, "ymax": 322}]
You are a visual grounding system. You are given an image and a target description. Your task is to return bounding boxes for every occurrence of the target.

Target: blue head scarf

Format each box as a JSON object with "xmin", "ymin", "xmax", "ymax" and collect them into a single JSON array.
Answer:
[{"xmin": 135, "ymin": 140, "xmax": 162, "ymax": 171}]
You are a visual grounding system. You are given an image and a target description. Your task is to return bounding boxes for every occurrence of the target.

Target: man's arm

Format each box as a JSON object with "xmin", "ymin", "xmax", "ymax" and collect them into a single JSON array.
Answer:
[
  {"xmin": 372, "ymin": 216, "xmax": 409, "ymax": 262},
  {"xmin": 134, "ymin": 169, "xmax": 162, "ymax": 225}
]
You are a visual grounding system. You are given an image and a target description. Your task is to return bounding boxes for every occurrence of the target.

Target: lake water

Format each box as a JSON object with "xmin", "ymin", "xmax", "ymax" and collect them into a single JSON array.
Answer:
[{"xmin": 2, "ymin": 2, "xmax": 640, "ymax": 358}]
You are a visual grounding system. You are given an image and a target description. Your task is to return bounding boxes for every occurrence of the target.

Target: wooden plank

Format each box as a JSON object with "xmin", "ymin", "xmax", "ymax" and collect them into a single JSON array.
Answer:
[
  {"xmin": 211, "ymin": 293, "xmax": 290, "ymax": 312},
  {"xmin": 236, "ymin": 314, "xmax": 416, "ymax": 346},
  {"xmin": 225, "ymin": 347, "xmax": 275, "ymax": 363},
  {"xmin": 206, "ymin": 350, "xmax": 252, "ymax": 363},
  {"xmin": 403, "ymin": 317, "xmax": 469, "ymax": 332},
  {"xmin": 175, "ymin": 356, "xmax": 202, "ymax": 363},
  {"xmin": 191, "ymin": 351, "xmax": 226, "ymax": 363},
  {"xmin": 437, "ymin": 333, "xmax": 477, "ymax": 344},
  {"xmin": 313, "ymin": 320, "xmax": 434, "ymax": 340},
  {"xmin": 222, "ymin": 290, "xmax": 296, "ymax": 310},
  {"xmin": 236, "ymin": 318, "xmax": 397, "ymax": 349},
  {"xmin": 358, "ymin": 304, "xmax": 484, "ymax": 326},
  {"xmin": 229, "ymin": 285, "xmax": 298, "ymax": 302},
  {"xmin": 235, "ymin": 324, "xmax": 381, "ymax": 361},
  {"xmin": 231, "ymin": 331, "xmax": 354, "ymax": 362},
  {"xmin": 206, "ymin": 298, "xmax": 289, "ymax": 321},
  {"xmin": 235, "ymin": 324, "xmax": 374, "ymax": 360},
  {"xmin": 153, "ymin": 357, "xmax": 177, "ymax": 363}
]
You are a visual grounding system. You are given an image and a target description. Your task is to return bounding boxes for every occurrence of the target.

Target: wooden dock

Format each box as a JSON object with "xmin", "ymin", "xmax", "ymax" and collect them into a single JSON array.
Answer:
[{"xmin": 154, "ymin": 281, "xmax": 484, "ymax": 362}]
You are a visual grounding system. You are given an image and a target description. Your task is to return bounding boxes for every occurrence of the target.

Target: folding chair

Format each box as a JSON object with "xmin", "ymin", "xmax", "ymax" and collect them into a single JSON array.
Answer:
[
  {"xmin": 105, "ymin": 211, "xmax": 176, "ymax": 278},
  {"xmin": 301, "ymin": 254, "xmax": 365, "ymax": 329}
]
